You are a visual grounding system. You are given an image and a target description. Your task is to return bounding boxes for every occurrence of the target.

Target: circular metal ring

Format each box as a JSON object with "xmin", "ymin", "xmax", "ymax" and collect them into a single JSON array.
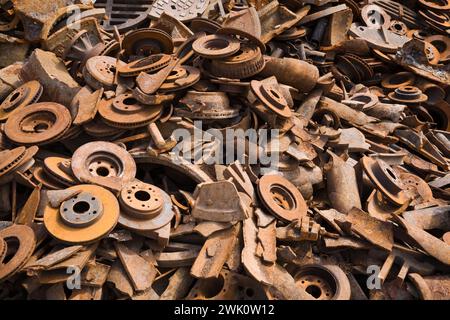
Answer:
[
  {"xmin": 0, "ymin": 224, "xmax": 36, "ymax": 282},
  {"xmin": 0, "ymin": 81, "xmax": 43, "ymax": 121},
  {"xmin": 257, "ymin": 174, "xmax": 307, "ymax": 222},
  {"xmin": 71, "ymin": 141, "xmax": 136, "ymax": 191},
  {"xmin": 192, "ymin": 34, "xmax": 241, "ymax": 59},
  {"xmin": 4, "ymin": 102, "xmax": 72, "ymax": 146},
  {"xmin": 118, "ymin": 180, "xmax": 174, "ymax": 232},
  {"xmin": 44, "ymin": 184, "xmax": 119, "ymax": 244}
]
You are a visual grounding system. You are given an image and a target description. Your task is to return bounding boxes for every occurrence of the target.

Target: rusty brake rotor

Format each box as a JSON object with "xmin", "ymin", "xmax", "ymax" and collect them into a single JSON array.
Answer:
[
  {"xmin": 192, "ymin": 34, "xmax": 241, "ymax": 59},
  {"xmin": 159, "ymin": 66, "xmax": 201, "ymax": 92},
  {"xmin": 83, "ymin": 56, "xmax": 126, "ymax": 90},
  {"xmin": 0, "ymin": 224, "xmax": 36, "ymax": 282},
  {"xmin": 257, "ymin": 174, "xmax": 307, "ymax": 222},
  {"xmin": 251, "ymin": 80, "xmax": 292, "ymax": 118},
  {"xmin": 118, "ymin": 54, "xmax": 172, "ymax": 77},
  {"xmin": 388, "ymin": 85, "xmax": 428, "ymax": 104},
  {"xmin": 122, "ymin": 28, "xmax": 174, "ymax": 57},
  {"xmin": 4, "ymin": 102, "xmax": 72, "ymax": 146},
  {"xmin": 44, "ymin": 184, "xmax": 120, "ymax": 244},
  {"xmin": 118, "ymin": 180, "xmax": 174, "ymax": 232},
  {"xmin": 71, "ymin": 141, "xmax": 136, "ymax": 191},
  {"xmin": 0, "ymin": 81, "xmax": 43, "ymax": 121},
  {"xmin": 43, "ymin": 156, "xmax": 77, "ymax": 186},
  {"xmin": 98, "ymin": 94, "xmax": 162, "ymax": 129}
]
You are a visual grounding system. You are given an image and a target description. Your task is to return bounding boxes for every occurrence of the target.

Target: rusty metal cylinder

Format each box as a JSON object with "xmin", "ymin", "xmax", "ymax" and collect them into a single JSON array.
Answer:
[{"xmin": 259, "ymin": 56, "xmax": 319, "ymax": 93}]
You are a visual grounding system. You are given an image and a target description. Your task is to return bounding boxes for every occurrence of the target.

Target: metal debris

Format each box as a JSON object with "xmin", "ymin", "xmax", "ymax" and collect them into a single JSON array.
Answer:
[{"xmin": 0, "ymin": 0, "xmax": 450, "ymax": 301}]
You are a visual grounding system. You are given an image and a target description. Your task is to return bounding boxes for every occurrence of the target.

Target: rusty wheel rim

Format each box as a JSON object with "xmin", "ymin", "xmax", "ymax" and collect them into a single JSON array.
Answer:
[
  {"xmin": 4, "ymin": 102, "xmax": 72, "ymax": 146},
  {"xmin": 0, "ymin": 224, "xmax": 36, "ymax": 282},
  {"xmin": 44, "ymin": 184, "xmax": 119, "ymax": 244},
  {"xmin": 0, "ymin": 81, "xmax": 43, "ymax": 121},
  {"xmin": 71, "ymin": 141, "xmax": 136, "ymax": 190},
  {"xmin": 118, "ymin": 181, "xmax": 174, "ymax": 231},
  {"xmin": 98, "ymin": 95, "xmax": 162, "ymax": 128},
  {"xmin": 257, "ymin": 175, "xmax": 307, "ymax": 222}
]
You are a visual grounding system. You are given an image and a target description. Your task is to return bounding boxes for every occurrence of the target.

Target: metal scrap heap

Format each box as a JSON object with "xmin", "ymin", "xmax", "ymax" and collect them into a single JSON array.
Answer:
[{"xmin": 0, "ymin": 0, "xmax": 449, "ymax": 300}]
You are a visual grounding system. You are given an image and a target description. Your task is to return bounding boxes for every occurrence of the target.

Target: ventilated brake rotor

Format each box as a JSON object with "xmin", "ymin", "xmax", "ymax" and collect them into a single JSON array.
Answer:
[
  {"xmin": 118, "ymin": 54, "xmax": 172, "ymax": 77},
  {"xmin": 118, "ymin": 180, "xmax": 174, "ymax": 232},
  {"xmin": 43, "ymin": 156, "xmax": 77, "ymax": 186},
  {"xmin": 4, "ymin": 102, "xmax": 72, "ymax": 146},
  {"xmin": 98, "ymin": 94, "xmax": 163, "ymax": 128},
  {"xmin": 71, "ymin": 141, "xmax": 136, "ymax": 191},
  {"xmin": 122, "ymin": 28, "xmax": 174, "ymax": 57},
  {"xmin": 0, "ymin": 146, "xmax": 26, "ymax": 178},
  {"xmin": 44, "ymin": 184, "xmax": 120, "ymax": 244},
  {"xmin": 257, "ymin": 174, "xmax": 308, "ymax": 222},
  {"xmin": 0, "ymin": 81, "xmax": 43, "ymax": 121},
  {"xmin": 0, "ymin": 224, "xmax": 36, "ymax": 282}
]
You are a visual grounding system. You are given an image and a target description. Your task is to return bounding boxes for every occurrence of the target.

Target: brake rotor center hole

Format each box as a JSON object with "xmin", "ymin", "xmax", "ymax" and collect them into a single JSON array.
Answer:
[
  {"xmin": 96, "ymin": 167, "xmax": 110, "ymax": 177},
  {"xmin": 205, "ymin": 39, "xmax": 229, "ymax": 50},
  {"xmin": 33, "ymin": 122, "xmax": 49, "ymax": 132},
  {"xmin": 73, "ymin": 201, "xmax": 90, "ymax": 214},
  {"xmin": 123, "ymin": 97, "xmax": 137, "ymax": 105},
  {"xmin": 306, "ymin": 285, "xmax": 322, "ymax": 298},
  {"xmin": 135, "ymin": 190, "xmax": 151, "ymax": 201},
  {"xmin": 10, "ymin": 92, "xmax": 20, "ymax": 102}
]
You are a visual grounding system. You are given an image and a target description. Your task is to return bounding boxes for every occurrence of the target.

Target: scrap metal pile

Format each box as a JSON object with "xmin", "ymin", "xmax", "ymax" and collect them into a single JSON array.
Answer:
[{"xmin": 1, "ymin": 0, "xmax": 450, "ymax": 300}]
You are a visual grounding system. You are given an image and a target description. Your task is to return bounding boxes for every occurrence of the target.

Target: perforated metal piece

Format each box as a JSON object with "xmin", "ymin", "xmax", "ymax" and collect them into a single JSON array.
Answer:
[{"xmin": 149, "ymin": 0, "xmax": 209, "ymax": 22}]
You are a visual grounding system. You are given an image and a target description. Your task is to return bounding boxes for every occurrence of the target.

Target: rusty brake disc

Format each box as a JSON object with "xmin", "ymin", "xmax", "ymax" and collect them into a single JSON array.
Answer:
[
  {"xmin": 71, "ymin": 141, "xmax": 136, "ymax": 191},
  {"xmin": 159, "ymin": 66, "xmax": 201, "ymax": 92},
  {"xmin": 32, "ymin": 165, "xmax": 67, "ymax": 190},
  {"xmin": 361, "ymin": 156, "xmax": 410, "ymax": 206},
  {"xmin": 0, "ymin": 146, "xmax": 26, "ymax": 178},
  {"xmin": 257, "ymin": 174, "xmax": 307, "ymax": 222},
  {"xmin": 43, "ymin": 157, "xmax": 77, "ymax": 186},
  {"xmin": 177, "ymin": 91, "xmax": 240, "ymax": 120},
  {"xmin": 0, "ymin": 81, "xmax": 43, "ymax": 121},
  {"xmin": 4, "ymin": 102, "xmax": 72, "ymax": 146},
  {"xmin": 251, "ymin": 80, "xmax": 291, "ymax": 118},
  {"xmin": 118, "ymin": 180, "xmax": 174, "ymax": 232},
  {"xmin": 388, "ymin": 85, "xmax": 428, "ymax": 104},
  {"xmin": 122, "ymin": 28, "xmax": 174, "ymax": 57},
  {"xmin": 118, "ymin": 54, "xmax": 172, "ymax": 77},
  {"xmin": 192, "ymin": 34, "xmax": 241, "ymax": 59},
  {"xmin": 0, "ymin": 224, "xmax": 36, "ymax": 282},
  {"xmin": 98, "ymin": 94, "xmax": 162, "ymax": 129},
  {"xmin": 44, "ymin": 184, "xmax": 120, "ymax": 244},
  {"xmin": 208, "ymin": 44, "xmax": 265, "ymax": 80},
  {"xmin": 83, "ymin": 56, "xmax": 126, "ymax": 90}
]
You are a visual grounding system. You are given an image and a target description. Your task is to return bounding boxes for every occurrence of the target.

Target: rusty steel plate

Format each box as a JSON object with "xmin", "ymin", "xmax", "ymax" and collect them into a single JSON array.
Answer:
[
  {"xmin": 123, "ymin": 28, "xmax": 174, "ymax": 56},
  {"xmin": 0, "ymin": 224, "xmax": 36, "ymax": 282},
  {"xmin": 71, "ymin": 141, "xmax": 136, "ymax": 191},
  {"xmin": 361, "ymin": 157, "xmax": 410, "ymax": 206},
  {"xmin": 159, "ymin": 66, "xmax": 201, "ymax": 92},
  {"xmin": 83, "ymin": 56, "xmax": 126, "ymax": 90},
  {"xmin": 43, "ymin": 157, "xmax": 77, "ymax": 186},
  {"xmin": 192, "ymin": 34, "xmax": 241, "ymax": 59},
  {"xmin": 4, "ymin": 102, "xmax": 72, "ymax": 146},
  {"xmin": 94, "ymin": 0, "xmax": 152, "ymax": 33},
  {"xmin": 118, "ymin": 54, "xmax": 172, "ymax": 77},
  {"xmin": 209, "ymin": 44, "xmax": 265, "ymax": 80},
  {"xmin": 149, "ymin": 0, "xmax": 209, "ymax": 22},
  {"xmin": 118, "ymin": 181, "xmax": 174, "ymax": 232},
  {"xmin": 44, "ymin": 184, "xmax": 119, "ymax": 244},
  {"xmin": 257, "ymin": 174, "xmax": 307, "ymax": 222},
  {"xmin": 98, "ymin": 95, "xmax": 162, "ymax": 129},
  {"xmin": 0, "ymin": 81, "xmax": 43, "ymax": 121},
  {"xmin": 251, "ymin": 80, "xmax": 292, "ymax": 118}
]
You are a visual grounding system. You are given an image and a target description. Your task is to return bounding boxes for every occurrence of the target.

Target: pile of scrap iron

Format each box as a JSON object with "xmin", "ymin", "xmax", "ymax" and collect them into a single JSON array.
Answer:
[{"xmin": 0, "ymin": 0, "xmax": 449, "ymax": 300}]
